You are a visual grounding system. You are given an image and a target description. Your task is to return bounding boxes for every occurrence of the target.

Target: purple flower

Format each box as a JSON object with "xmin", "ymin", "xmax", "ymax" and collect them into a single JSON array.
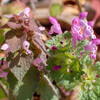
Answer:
[
  {"xmin": 0, "ymin": 61, "xmax": 8, "ymax": 80},
  {"xmin": 79, "ymin": 19, "xmax": 87, "ymax": 27},
  {"xmin": 51, "ymin": 45, "xmax": 57, "ymax": 50},
  {"xmin": 96, "ymin": 74, "xmax": 99, "ymax": 78},
  {"xmin": 26, "ymin": 50, "xmax": 32, "ymax": 55},
  {"xmin": 48, "ymin": 17, "xmax": 62, "ymax": 35},
  {"xmin": 1, "ymin": 43, "xmax": 10, "ymax": 55},
  {"xmin": 85, "ymin": 39, "xmax": 100, "ymax": 60},
  {"xmin": 79, "ymin": 12, "xmax": 88, "ymax": 19},
  {"xmin": 53, "ymin": 65, "xmax": 61, "ymax": 71},
  {"xmin": 71, "ymin": 11, "xmax": 96, "ymax": 48},
  {"xmin": 23, "ymin": 41, "xmax": 31, "ymax": 55},
  {"xmin": 1, "ymin": 43, "xmax": 9, "ymax": 51},
  {"xmin": 32, "ymin": 58, "xmax": 43, "ymax": 71},
  {"xmin": 71, "ymin": 18, "xmax": 82, "ymax": 48},
  {"xmin": 24, "ymin": 7, "xmax": 30, "ymax": 17},
  {"xmin": 88, "ymin": 21, "xmax": 94, "ymax": 27},
  {"xmin": 85, "ymin": 41, "xmax": 97, "ymax": 53},
  {"xmin": 83, "ymin": 25, "xmax": 95, "ymax": 39},
  {"xmin": 39, "ymin": 26, "xmax": 45, "ymax": 31},
  {"xmin": 19, "ymin": 7, "xmax": 30, "ymax": 17},
  {"xmin": 23, "ymin": 41, "xmax": 30, "ymax": 50},
  {"xmin": 92, "ymin": 39, "xmax": 100, "ymax": 45},
  {"xmin": 72, "ymin": 17, "xmax": 79, "ymax": 25}
]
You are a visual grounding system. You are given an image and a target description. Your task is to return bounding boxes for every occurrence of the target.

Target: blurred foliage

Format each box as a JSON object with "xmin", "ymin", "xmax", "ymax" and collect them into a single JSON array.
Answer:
[{"xmin": 50, "ymin": 3, "xmax": 63, "ymax": 17}]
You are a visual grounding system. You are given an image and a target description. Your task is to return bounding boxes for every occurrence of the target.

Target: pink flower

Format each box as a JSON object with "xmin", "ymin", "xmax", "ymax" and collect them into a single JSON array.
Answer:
[
  {"xmin": 39, "ymin": 26, "xmax": 45, "ymax": 31},
  {"xmin": 92, "ymin": 39, "xmax": 100, "ymax": 45},
  {"xmin": 19, "ymin": 7, "xmax": 30, "ymax": 17},
  {"xmin": 1, "ymin": 43, "xmax": 9, "ymax": 51},
  {"xmin": 96, "ymin": 74, "xmax": 99, "ymax": 78},
  {"xmin": 0, "ymin": 61, "xmax": 8, "ymax": 80},
  {"xmin": 23, "ymin": 41, "xmax": 31, "ymax": 55},
  {"xmin": 1, "ymin": 43, "xmax": 10, "ymax": 54},
  {"xmin": 71, "ymin": 17, "xmax": 82, "ymax": 48},
  {"xmin": 32, "ymin": 58, "xmax": 43, "ymax": 71},
  {"xmin": 79, "ymin": 12, "xmax": 88, "ymax": 19},
  {"xmin": 88, "ymin": 21, "xmax": 94, "ymax": 27},
  {"xmin": 79, "ymin": 19, "xmax": 87, "ymax": 27},
  {"xmin": 71, "ymin": 12, "xmax": 96, "ymax": 48},
  {"xmin": 83, "ymin": 25, "xmax": 95, "ymax": 39},
  {"xmin": 24, "ymin": 7, "xmax": 30, "ymax": 17},
  {"xmin": 85, "ymin": 39, "xmax": 100, "ymax": 60},
  {"xmin": 48, "ymin": 17, "xmax": 62, "ymax": 35},
  {"xmin": 51, "ymin": 45, "xmax": 57, "ymax": 50},
  {"xmin": 53, "ymin": 65, "xmax": 61, "ymax": 71},
  {"xmin": 23, "ymin": 41, "xmax": 30, "ymax": 50}
]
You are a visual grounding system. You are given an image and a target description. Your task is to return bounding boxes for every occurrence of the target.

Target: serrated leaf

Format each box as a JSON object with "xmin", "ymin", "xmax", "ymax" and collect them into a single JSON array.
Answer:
[
  {"xmin": 8, "ymin": 52, "xmax": 34, "ymax": 82},
  {"xmin": 46, "ymin": 32, "xmax": 72, "ymax": 49},
  {"xmin": 5, "ymin": 30, "xmax": 26, "ymax": 53},
  {"xmin": 81, "ymin": 55, "xmax": 92, "ymax": 66},
  {"xmin": 79, "ymin": 57, "xmax": 100, "ymax": 100},
  {"xmin": 47, "ymin": 52, "xmax": 82, "ymax": 90},
  {"xmin": 50, "ymin": 3, "xmax": 62, "ymax": 17},
  {"xmin": 8, "ymin": 67, "xmax": 40, "ymax": 100},
  {"xmin": 75, "ymin": 39, "xmax": 89, "ymax": 57},
  {"xmin": 37, "ymin": 75, "xmax": 58, "ymax": 100},
  {"xmin": 79, "ymin": 88, "xmax": 100, "ymax": 100}
]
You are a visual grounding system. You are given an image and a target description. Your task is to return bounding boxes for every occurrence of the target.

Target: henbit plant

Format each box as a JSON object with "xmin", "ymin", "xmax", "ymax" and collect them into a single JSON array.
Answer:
[{"xmin": 0, "ymin": 8, "xmax": 100, "ymax": 100}]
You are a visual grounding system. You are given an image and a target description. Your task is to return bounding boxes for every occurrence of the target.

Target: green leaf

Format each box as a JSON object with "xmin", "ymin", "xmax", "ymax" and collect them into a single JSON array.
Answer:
[
  {"xmin": 79, "ymin": 56, "xmax": 100, "ymax": 100},
  {"xmin": 75, "ymin": 39, "xmax": 89, "ymax": 57},
  {"xmin": 8, "ymin": 52, "xmax": 34, "ymax": 82},
  {"xmin": 0, "ymin": 88, "xmax": 6, "ymax": 99},
  {"xmin": 50, "ymin": 3, "xmax": 62, "ymax": 17},
  {"xmin": 0, "ymin": 78, "xmax": 9, "ymax": 99},
  {"xmin": 47, "ymin": 52, "xmax": 82, "ymax": 90},
  {"xmin": 81, "ymin": 55, "xmax": 92, "ymax": 66},
  {"xmin": 79, "ymin": 88, "xmax": 100, "ymax": 100},
  {"xmin": 46, "ymin": 32, "xmax": 72, "ymax": 49},
  {"xmin": 37, "ymin": 75, "xmax": 58, "ymax": 100},
  {"xmin": 0, "ymin": 29, "xmax": 5, "ymax": 45},
  {"xmin": 7, "ymin": 67, "xmax": 40, "ymax": 100}
]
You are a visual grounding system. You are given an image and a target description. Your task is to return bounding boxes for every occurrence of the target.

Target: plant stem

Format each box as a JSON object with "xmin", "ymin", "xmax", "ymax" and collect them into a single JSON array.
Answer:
[
  {"xmin": 76, "ymin": 0, "xmax": 82, "ymax": 13},
  {"xmin": 0, "ymin": 80, "xmax": 8, "ymax": 97}
]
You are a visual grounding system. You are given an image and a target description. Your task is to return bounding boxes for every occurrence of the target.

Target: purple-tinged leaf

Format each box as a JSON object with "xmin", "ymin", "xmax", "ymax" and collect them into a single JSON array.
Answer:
[
  {"xmin": 5, "ymin": 30, "xmax": 26, "ymax": 53},
  {"xmin": 8, "ymin": 52, "xmax": 34, "ymax": 82}
]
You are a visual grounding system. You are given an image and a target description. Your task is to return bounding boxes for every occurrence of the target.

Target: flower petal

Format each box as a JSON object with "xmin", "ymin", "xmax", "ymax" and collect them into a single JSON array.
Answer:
[
  {"xmin": 23, "ymin": 41, "xmax": 30, "ymax": 50},
  {"xmin": 79, "ymin": 12, "xmax": 88, "ymax": 19},
  {"xmin": 1, "ymin": 43, "xmax": 9, "ymax": 51},
  {"xmin": 88, "ymin": 21, "xmax": 94, "ymax": 27}
]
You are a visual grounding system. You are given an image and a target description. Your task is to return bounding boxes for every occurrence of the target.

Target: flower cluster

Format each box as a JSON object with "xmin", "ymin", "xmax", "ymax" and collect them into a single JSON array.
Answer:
[
  {"xmin": 48, "ymin": 12, "xmax": 100, "ymax": 60},
  {"xmin": 71, "ymin": 12, "xmax": 95, "ymax": 48},
  {"xmin": 71, "ymin": 12, "xmax": 100, "ymax": 60}
]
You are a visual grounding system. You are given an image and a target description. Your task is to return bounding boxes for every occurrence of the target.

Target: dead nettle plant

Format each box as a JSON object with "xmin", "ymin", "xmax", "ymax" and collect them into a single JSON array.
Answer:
[
  {"xmin": 0, "ymin": 7, "xmax": 100, "ymax": 100},
  {"xmin": 0, "ymin": 8, "xmax": 57, "ymax": 100}
]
